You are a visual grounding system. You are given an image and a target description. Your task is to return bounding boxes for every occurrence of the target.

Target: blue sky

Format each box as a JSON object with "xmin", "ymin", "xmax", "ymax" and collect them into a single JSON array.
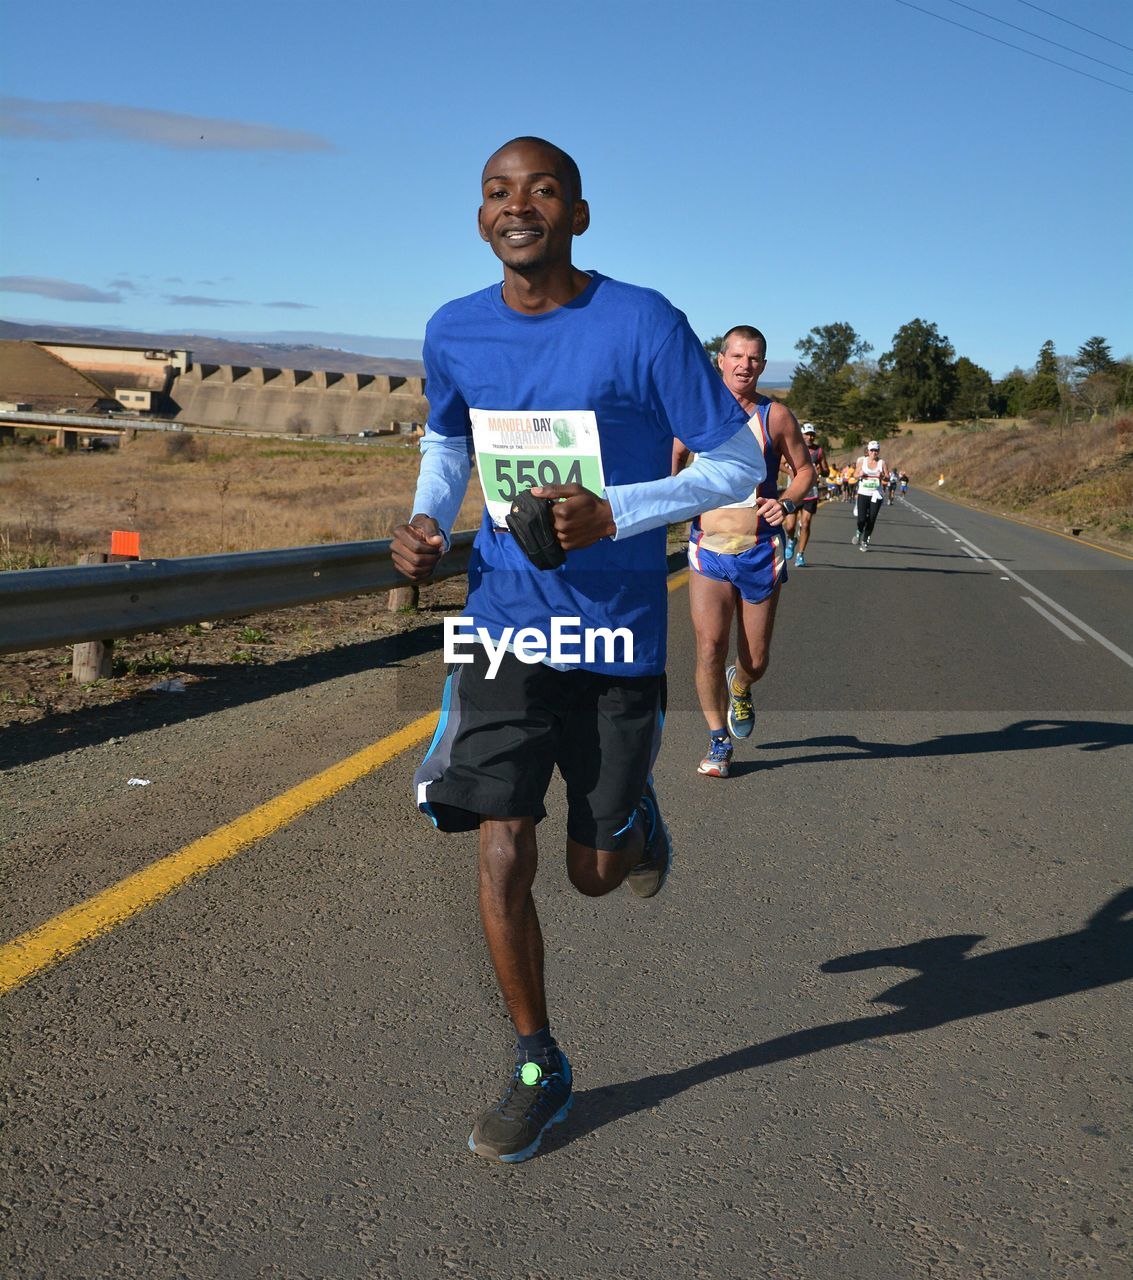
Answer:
[{"xmin": 2, "ymin": 0, "xmax": 1130, "ymax": 379}]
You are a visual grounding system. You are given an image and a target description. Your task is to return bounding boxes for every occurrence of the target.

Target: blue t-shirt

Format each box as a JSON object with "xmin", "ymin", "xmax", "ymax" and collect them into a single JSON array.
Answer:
[{"xmin": 423, "ymin": 271, "xmax": 749, "ymax": 675}]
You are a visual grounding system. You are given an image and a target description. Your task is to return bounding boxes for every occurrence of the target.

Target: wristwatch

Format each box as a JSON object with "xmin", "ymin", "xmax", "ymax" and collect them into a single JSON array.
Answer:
[{"xmin": 780, "ymin": 497, "xmax": 797, "ymax": 515}]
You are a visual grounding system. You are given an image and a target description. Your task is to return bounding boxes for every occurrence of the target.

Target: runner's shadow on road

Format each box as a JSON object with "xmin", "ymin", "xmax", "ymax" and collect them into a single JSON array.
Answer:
[
  {"xmin": 722, "ymin": 719, "xmax": 1133, "ymax": 777},
  {"xmin": 552, "ymin": 887, "xmax": 1133, "ymax": 1153}
]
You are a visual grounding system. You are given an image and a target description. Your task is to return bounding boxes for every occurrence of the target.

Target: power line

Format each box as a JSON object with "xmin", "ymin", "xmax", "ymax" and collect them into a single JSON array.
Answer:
[
  {"xmin": 944, "ymin": 0, "xmax": 1133, "ymax": 77},
  {"xmin": 1013, "ymin": 0, "xmax": 1133, "ymax": 56},
  {"xmin": 893, "ymin": 0, "xmax": 1133, "ymax": 95}
]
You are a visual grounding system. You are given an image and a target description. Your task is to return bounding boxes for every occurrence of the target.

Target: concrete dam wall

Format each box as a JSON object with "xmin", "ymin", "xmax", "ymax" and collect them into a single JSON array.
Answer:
[{"xmin": 167, "ymin": 364, "xmax": 428, "ymax": 436}]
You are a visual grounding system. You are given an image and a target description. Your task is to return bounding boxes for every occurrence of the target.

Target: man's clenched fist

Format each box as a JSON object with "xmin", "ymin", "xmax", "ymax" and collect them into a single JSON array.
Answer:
[{"xmin": 391, "ymin": 514, "xmax": 445, "ymax": 583}]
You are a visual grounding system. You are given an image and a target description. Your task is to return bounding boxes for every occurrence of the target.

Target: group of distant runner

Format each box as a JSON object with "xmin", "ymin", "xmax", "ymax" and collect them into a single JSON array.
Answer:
[{"xmin": 821, "ymin": 462, "xmax": 909, "ymax": 505}]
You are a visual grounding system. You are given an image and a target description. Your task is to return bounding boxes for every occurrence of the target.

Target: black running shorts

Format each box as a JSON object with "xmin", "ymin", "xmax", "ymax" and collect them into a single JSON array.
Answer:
[
  {"xmin": 414, "ymin": 645, "xmax": 665, "ymax": 851},
  {"xmin": 801, "ymin": 498, "xmax": 819, "ymax": 515}
]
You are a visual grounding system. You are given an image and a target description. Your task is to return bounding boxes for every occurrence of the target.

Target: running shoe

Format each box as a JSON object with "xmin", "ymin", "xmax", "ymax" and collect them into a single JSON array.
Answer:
[
  {"xmin": 725, "ymin": 664, "xmax": 754, "ymax": 738},
  {"xmin": 697, "ymin": 736, "xmax": 734, "ymax": 778},
  {"xmin": 626, "ymin": 778, "xmax": 672, "ymax": 897},
  {"xmin": 794, "ymin": 552, "xmax": 806, "ymax": 568},
  {"xmin": 860, "ymin": 539, "xmax": 869, "ymax": 553},
  {"xmin": 468, "ymin": 1051, "xmax": 573, "ymax": 1163},
  {"xmin": 785, "ymin": 537, "xmax": 796, "ymax": 560},
  {"xmin": 852, "ymin": 531, "xmax": 860, "ymax": 545}
]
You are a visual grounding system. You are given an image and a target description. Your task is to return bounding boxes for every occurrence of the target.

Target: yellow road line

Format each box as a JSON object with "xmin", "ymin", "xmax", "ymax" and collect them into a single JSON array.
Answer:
[
  {"xmin": 0, "ymin": 711, "xmax": 439, "ymax": 997},
  {"xmin": 926, "ymin": 488, "xmax": 1133, "ymax": 563},
  {"xmin": 667, "ymin": 569, "xmax": 689, "ymax": 593}
]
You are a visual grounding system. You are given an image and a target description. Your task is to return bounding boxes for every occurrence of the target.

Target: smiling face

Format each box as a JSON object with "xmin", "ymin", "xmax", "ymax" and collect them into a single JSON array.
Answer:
[
  {"xmin": 478, "ymin": 138, "xmax": 589, "ymax": 274},
  {"xmin": 717, "ymin": 335, "xmax": 767, "ymax": 403}
]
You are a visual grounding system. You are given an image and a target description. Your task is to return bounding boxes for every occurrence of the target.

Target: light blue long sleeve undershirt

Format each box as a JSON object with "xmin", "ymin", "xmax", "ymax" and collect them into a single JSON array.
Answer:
[{"xmin": 409, "ymin": 422, "xmax": 765, "ymax": 546}]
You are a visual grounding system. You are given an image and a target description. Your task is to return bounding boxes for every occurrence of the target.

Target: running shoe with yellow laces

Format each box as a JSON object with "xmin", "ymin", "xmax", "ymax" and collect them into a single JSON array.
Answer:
[{"xmin": 725, "ymin": 664, "xmax": 754, "ymax": 739}]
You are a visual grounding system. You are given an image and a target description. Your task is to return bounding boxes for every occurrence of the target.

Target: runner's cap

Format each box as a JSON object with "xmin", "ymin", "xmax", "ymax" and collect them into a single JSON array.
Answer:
[
  {"xmin": 867, "ymin": 440, "xmax": 880, "ymax": 450},
  {"xmin": 802, "ymin": 422, "xmax": 817, "ymax": 435}
]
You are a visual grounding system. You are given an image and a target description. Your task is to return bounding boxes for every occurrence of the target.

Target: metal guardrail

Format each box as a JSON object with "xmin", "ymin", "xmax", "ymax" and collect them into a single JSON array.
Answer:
[{"xmin": 0, "ymin": 532, "xmax": 476, "ymax": 657}]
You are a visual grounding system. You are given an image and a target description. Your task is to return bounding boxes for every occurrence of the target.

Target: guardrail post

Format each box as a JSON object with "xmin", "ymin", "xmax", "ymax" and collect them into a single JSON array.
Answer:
[
  {"xmin": 387, "ymin": 584, "xmax": 419, "ymax": 612},
  {"xmin": 72, "ymin": 553, "xmax": 113, "ymax": 683}
]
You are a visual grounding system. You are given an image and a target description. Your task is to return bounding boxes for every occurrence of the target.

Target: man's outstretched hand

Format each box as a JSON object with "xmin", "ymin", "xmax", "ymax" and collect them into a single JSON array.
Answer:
[
  {"xmin": 530, "ymin": 484, "xmax": 616, "ymax": 550},
  {"xmin": 391, "ymin": 514, "xmax": 445, "ymax": 582}
]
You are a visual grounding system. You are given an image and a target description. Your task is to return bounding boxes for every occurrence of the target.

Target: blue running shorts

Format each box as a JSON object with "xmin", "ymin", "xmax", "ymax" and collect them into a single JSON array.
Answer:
[{"xmin": 687, "ymin": 534, "xmax": 787, "ymax": 604}]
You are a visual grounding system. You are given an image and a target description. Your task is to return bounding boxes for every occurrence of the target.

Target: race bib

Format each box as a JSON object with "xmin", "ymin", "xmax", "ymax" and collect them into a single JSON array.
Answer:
[
  {"xmin": 470, "ymin": 409, "xmax": 605, "ymax": 527},
  {"xmin": 859, "ymin": 475, "xmax": 881, "ymax": 494}
]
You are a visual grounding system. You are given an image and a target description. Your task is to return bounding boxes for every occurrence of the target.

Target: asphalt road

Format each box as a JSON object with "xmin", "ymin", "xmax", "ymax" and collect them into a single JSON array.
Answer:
[{"xmin": 3, "ymin": 489, "xmax": 1132, "ymax": 1279}]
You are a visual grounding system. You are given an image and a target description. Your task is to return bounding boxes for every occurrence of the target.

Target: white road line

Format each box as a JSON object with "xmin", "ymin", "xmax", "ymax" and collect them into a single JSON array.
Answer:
[
  {"xmin": 961, "ymin": 547, "xmax": 982, "ymax": 560},
  {"xmin": 1021, "ymin": 597, "xmax": 1086, "ymax": 643},
  {"xmin": 905, "ymin": 499, "xmax": 1133, "ymax": 671}
]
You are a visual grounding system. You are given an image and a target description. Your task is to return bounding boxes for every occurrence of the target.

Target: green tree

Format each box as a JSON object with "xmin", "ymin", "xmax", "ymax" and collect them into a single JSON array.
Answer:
[
  {"xmin": 794, "ymin": 322, "xmax": 873, "ymax": 381},
  {"xmin": 1075, "ymin": 336, "xmax": 1115, "ymax": 378},
  {"xmin": 950, "ymin": 357, "xmax": 993, "ymax": 422},
  {"xmin": 786, "ymin": 364, "xmax": 817, "ymax": 418},
  {"xmin": 841, "ymin": 382, "xmax": 900, "ymax": 438},
  {"xmin": 702, "ymin": 335, "xmax": 725, "ymax": 366},
  {"xmin": 879, "ymin": 319, "xmax": 957, "ymax": 421},
  {"xmin": 1024, "ymin": 339, "xmax": 1061, "ymax": 412},
  {"xmin": 990, "ymin": 368, "xmax": 1029, "ymax": 417},
  {"xmin": 806, "ymin": 367, "xmax": 855, "ymax": 433},
  {"xmin": 788, "ymin": 321, "xmax": 871, "ymax": 424}
]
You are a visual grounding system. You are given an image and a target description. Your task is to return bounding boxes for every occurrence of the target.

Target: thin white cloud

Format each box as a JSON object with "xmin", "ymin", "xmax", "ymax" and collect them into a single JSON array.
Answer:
[
  {"xmin": 108, "ymin": 276, "xmax": 139, "ymax": 292},
  {"xmin": 166, "ymin": 294, "xmax": 249, "ymax": 307},
  {"xmin": 0, "ymin": 275, "xmax": 122, "ymax": 303},
  {"xmin": 0, "ymin": 96, "xmax": 335, "ymax": 153},
  {"xmin": 265, "ymin": 301, "xmax": 316, "ymax": 310}
]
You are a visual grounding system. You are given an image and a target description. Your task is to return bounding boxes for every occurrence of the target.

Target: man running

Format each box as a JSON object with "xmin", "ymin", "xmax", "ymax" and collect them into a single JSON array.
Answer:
[
  {"xmin": 853, "ymin": 440, "xmax": 889, "ymax": 550},
  {"xmin": 674, "ymin": 326, "xmax": 814, "ymax": 778},
  {"xmin": 782, "ymin": 423, "xmax": 827, "ymax": 567},
  {"xmin": 391, "ymin": 137, "xmax": 764, "ymax": 1163}
]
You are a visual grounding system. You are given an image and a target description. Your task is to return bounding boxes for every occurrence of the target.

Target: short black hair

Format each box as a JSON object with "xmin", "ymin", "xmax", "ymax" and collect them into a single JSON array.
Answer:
[
  {"xmin": 485, "ymin": 136, "xmax": 583, "ymax": 201},
  {"xmin": 719, "ymin": 325, "xmax": 767, "ymax": 357}
]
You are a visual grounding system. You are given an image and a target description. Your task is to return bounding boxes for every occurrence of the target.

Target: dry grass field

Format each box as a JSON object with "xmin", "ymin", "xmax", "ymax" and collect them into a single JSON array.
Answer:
[{"xmin": 0, "ymin": 432, "xmax": 484, "ymax": 569}]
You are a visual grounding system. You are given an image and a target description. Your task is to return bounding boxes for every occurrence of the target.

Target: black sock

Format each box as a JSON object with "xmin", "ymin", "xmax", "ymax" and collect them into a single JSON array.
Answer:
[{"xmin": 516, "ymin": 1024, "xmax": 558, "ymax": 1067}]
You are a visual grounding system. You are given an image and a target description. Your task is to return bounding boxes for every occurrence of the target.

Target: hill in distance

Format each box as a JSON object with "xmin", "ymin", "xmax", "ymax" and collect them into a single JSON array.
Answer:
[{"xmin": 0, "ymin": 319, "xmax": 426, "ymax": 378}]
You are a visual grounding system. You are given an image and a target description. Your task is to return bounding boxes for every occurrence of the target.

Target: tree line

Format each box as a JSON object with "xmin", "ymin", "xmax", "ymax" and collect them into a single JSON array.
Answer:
[{"xmin": 706, "ymin": 323, "xmax": 1133, "ymax": 448}]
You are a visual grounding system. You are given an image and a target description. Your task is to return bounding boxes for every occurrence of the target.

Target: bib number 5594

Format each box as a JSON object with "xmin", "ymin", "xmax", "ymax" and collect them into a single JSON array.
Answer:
[{"xmin": 494, "ymin": 456, "xmax": 583, "ymax": 500}]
